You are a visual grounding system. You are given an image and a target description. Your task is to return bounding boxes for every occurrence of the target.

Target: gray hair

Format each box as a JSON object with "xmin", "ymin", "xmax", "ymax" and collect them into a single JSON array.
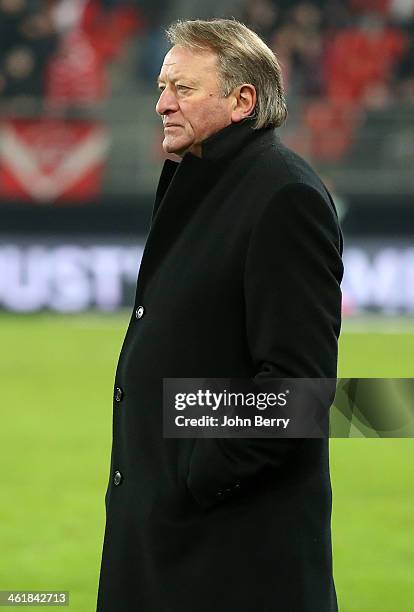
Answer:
[{"xmin": 165, "ymin": 19, "xmax": 287, "ymax": 130}]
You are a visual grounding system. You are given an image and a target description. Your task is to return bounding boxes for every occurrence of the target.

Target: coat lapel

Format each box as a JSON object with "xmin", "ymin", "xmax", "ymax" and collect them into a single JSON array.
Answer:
[
  {"xmin": 151, "ymin": 159, "xmax": 179, "ymax": 223},
  {"xmin": 136, "ymin": 153, "xmax": 218, "ymax": 294}
]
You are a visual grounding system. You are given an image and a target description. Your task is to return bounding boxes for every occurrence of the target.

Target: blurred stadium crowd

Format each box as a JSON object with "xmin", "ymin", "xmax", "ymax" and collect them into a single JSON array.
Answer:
[
  {"xmin": 3, "ymin": 0, "xmax": 414, "ymax": 102},
  {"xmin": 0, "ymin": 0, "xmax": 144, "ymax": 109},
  {"xmin": 1, "ymin": 0, "xmax": 414, "ymax": 163},
  {"xmin": 242, "ymin": 0, "xmax": 414, "ymax": 104},
  {"xmin": 238, "ymin": 0, "xmax": 414, "ymax": 161}
]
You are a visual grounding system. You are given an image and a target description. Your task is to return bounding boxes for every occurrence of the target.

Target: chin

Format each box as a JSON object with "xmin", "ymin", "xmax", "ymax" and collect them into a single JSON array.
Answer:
[{"xmin": 163, "ymin": 138, "xmax": 190, "ymax": 157}]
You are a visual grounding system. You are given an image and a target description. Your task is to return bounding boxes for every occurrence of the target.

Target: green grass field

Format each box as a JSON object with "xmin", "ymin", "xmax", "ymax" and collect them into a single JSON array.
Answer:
[{"xmin": 0, "ymin": 313, "xmax": 413, "ymax": 611}]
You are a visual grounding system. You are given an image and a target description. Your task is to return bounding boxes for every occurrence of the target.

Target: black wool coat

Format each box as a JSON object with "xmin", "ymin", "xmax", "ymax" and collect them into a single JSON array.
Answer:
[{"xmin": 97, "ymin": 119, "xmax": 343, "ymax": 612}]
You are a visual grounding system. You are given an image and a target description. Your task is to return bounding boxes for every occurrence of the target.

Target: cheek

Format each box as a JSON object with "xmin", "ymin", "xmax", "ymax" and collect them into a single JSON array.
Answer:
[{"xmin": 188, "ymin": 101, "xmax": 228, "ymax": 139}]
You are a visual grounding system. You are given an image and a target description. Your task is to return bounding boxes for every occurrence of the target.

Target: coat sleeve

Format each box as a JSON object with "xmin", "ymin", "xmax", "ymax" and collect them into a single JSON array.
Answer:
[{"xmin": 186, "ymin": 182, "xmax": 343, "ymax": 509}]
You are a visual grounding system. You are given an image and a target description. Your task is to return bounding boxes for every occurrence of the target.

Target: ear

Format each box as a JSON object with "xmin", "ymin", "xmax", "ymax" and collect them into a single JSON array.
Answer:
[{"xmin": 230, "ymin": 84, "xmax": 257, "ymax": 123}]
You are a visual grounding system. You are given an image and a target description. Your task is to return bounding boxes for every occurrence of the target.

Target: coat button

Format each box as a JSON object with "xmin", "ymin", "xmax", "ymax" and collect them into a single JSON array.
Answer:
[
  {"xmin": 114, "ymin": 386, "xmax": 124, "ymax": 402},
  {"xmin": 113, "ymin": 470, "xmax": 123, "ymax": 486},
  {"xmin": 135, "ymin": 305, "xmax": 145, "ymax": 319}
]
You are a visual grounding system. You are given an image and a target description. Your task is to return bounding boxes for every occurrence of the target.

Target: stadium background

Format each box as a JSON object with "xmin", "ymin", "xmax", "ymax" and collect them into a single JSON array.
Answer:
[{"xmin": 0, "ymin": 0, "xmax": 413, "ymax": 610}]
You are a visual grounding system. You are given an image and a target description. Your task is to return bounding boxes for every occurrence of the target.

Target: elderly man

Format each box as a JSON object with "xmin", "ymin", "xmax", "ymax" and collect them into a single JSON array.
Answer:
[{"xmin": 97, "ymin": 19, "xmax": 343, "ymax": 612}]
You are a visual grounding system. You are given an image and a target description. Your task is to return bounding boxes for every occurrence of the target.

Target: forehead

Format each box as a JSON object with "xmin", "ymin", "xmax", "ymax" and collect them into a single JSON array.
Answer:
[{"xmin": 158, "ymin": 45, "xmax": 219, "ymax": 79}]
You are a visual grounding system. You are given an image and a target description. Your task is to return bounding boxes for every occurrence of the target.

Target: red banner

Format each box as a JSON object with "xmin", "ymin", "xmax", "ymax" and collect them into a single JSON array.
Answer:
[{"xmin": 0, "ymin": 119, "xmax": 110, "ymax": 203}]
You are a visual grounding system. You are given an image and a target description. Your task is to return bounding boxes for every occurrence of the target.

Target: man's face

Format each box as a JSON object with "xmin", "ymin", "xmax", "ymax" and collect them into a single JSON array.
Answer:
[{"xmin": 156, "ymin": 45, "xmax": 234, "ymax": 158}]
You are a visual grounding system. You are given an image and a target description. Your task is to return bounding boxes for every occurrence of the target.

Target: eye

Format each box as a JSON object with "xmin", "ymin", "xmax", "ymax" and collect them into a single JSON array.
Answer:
[
  {"xmin": 176, "ymin": 85, "xmax": 190, "ymax": 92},
  {"xmin": 158, "ymin": 85, "xmax": 165, "ymax": 92}
]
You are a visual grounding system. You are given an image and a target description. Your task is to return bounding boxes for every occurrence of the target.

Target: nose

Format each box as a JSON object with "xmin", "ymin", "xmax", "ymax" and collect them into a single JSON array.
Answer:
[{"xmin": 156, "ymin": 87, "xmax": 179, "ymax": 116}]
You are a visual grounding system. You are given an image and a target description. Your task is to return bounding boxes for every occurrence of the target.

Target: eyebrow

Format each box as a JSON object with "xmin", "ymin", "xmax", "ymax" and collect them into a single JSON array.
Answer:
[{"xmin": 156, "ymin": 75, "xmax": 199, "ymax": 86}]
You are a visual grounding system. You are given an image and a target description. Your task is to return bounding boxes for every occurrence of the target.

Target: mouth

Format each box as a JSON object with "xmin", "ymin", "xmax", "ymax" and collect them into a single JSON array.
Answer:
[{"xmin": 164, "ymin": 124, "xmax": 182, "ymax": 129}]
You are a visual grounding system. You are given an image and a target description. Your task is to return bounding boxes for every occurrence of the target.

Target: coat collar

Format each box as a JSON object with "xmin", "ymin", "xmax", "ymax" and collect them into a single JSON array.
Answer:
[
  {"xmin": 153, "ymin": 118, "xmax": 275, "ymax": 217},
  {"xmin": 140, "ymin": 119, "xmax": 276, "ymax": 296},
  {"xmin": 200, "ymin": 116, "xmax": 265, "ymax": 162}
]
